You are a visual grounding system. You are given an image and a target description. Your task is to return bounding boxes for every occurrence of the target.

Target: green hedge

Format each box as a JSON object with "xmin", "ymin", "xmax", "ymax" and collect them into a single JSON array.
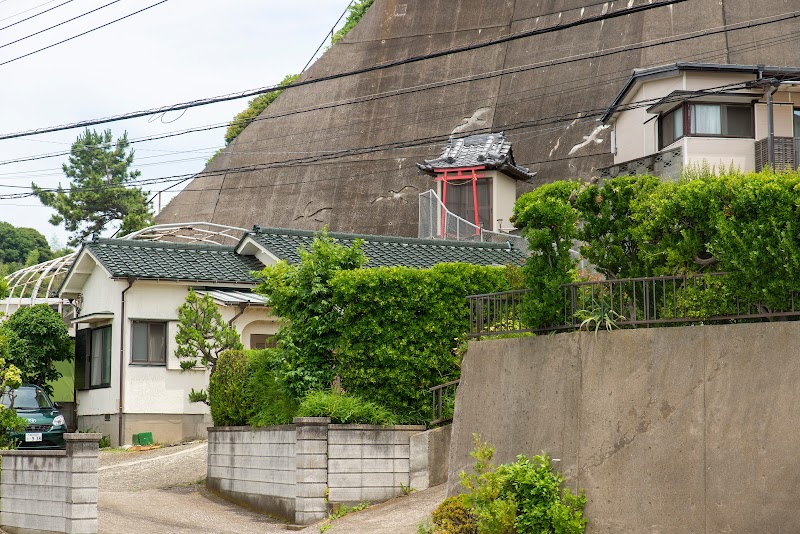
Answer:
[
  {"xmin": 297, "ymin": 391, "xmax": 397, "ymax": 425},
  {"xmin": 513, "ymin": 169, "xmax": 800, "ymax": 326},
  {"xmin": 208, "ymin": 349, "xmax": 297, "ymax": 427},
  {"xmin": 331, "ymin": 263, "xmax": 508, "ymax": 424}
]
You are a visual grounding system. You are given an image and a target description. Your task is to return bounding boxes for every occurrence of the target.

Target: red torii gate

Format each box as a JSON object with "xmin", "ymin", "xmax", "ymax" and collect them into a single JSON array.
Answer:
[{"xmin": 433, "ymin": 165, "xmax": 488, "ymax": 236}]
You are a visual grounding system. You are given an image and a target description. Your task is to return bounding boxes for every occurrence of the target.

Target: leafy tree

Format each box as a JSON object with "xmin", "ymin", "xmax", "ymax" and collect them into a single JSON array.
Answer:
[
  {"xmin": 254, "ymin": 230, "xmax": 367, "ymax": 399},
  {"xmin": 0, "ymin": 304, "xmax": 72, "ymax": 393},
  {"xmin": 175, "ymin": 289, "xmax": 243, "ymax": 376},
  {"xmin": 576, "ymin": 175, "xmax": 661, "ymax": 279},
  {"xmin": 32, "ymin": 129, "xmax": 153, "ymax": 246},
  {"xmin": 512, "ymin": 181, "xmax": 580, "ymax": 328},
  {"xmin": 0, "ymin": 278, "xmax": 8, "ymax": 300},
  {"xmin": 223, "ymin": 73, "xmax": 300, "ymax": 147},
  {"xmin": 0, "ymin": 333, "xmax": 27, "ymax": 447},
  {"xmin": 0, "ymin": 222, "xmax": 54, "ymax": 273}
]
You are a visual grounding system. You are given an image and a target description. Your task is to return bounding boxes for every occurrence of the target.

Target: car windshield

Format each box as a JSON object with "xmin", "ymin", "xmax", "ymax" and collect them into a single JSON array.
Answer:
[{"xmin": 0, "ymin": 387, "xmax": 52, "ymax": 410}]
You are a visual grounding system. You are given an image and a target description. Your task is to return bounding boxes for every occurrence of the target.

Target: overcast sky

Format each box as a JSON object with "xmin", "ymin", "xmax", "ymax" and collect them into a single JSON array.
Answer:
[{"xmin": 0, "ymin": 0, "xmax": 351, "ymax": 249}]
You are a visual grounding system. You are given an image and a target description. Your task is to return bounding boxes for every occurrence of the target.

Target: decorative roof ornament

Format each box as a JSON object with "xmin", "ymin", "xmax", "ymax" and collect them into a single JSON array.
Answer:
[{"xmin": 417, "ymin": 132, "xmax": 536, "ymax": 181}]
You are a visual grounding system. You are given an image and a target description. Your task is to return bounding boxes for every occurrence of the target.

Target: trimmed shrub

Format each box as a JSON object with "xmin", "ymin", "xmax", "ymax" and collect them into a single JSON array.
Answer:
[
  {"xmin": 331, "ymin": 263, "xmax": 509, "ymax": 424},
  {"xmin": 207, "ymin": 350, "xmax": 251, "ymax": 426},
  {"xmin": 297, "ymin": 391, "xmax": 398, "ymax": 425}
]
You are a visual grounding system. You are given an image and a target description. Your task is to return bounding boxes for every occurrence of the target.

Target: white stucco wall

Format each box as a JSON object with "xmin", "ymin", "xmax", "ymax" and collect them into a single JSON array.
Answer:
[
  {"xmin": 74, "ymin": 267, "xmax": 123, "ymax": 418},
  {"xmin": 75, "ymin": 274, "xmax": 279, "ymax": 420},
  {"xmin": 684, "ymin": 137, "xmax": 756, "ymax": 173},
  {"xmin": 486, "ymin": 170, "xmax": 517, "ymax": 232}
]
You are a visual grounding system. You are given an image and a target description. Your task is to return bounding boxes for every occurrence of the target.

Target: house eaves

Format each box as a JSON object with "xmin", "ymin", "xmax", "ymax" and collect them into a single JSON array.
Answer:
[{"xmin": 600, "ymin": 62, "xmax": 800, "ymax": 124}]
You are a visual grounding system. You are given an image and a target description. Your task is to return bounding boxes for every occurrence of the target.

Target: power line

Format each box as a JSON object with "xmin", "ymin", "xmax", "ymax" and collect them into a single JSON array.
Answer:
[
  {"xmin": 4, "ymin": 3, "xmax": 792, "ymax": 171},
  {"xmin": 0, "ymin": 0, "xmax": 76, "ymax": 33},
  {"xmin": 0, "ymin": 0, "xmax": 685, "ymax": 141},
  {"xmin": 301, "ymin": 0, "xmax": 354, "ymax": 72},
  {"xmin": 0, "ymin": 77, "xmax": 775, "ymax": 201},
  {"xmin": 3, "ymin": 0, "xmax": 793, "ymax": 166},
  {"xmin": 2, "ymin": 6, "xmax": 799, "ymax": 198},
  {"xmin": 0, "ymin": 0, "xmax": 169, "ymax": 68}
]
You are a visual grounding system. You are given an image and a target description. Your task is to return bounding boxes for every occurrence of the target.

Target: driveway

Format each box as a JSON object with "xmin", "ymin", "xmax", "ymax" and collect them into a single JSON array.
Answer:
[{"xmin": 98, "ymin": 442, "xmax": 288, "ymax": 533}]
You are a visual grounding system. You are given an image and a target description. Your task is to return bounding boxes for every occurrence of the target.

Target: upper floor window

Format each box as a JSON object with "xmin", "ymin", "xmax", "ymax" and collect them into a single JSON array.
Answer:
[
  {"xmin": 659, "ymin": 103, "xmax": 753, "ymax": 150},
  {"xmin": 131, "ymin": 321, "xmax": 166, "ymax": 365},
  {"xmin": 659, "ymin": 106, "xmax": 684, "ymax": 149}
]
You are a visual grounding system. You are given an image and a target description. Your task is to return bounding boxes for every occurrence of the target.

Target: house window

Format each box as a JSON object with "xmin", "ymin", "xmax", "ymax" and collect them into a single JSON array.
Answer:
[
  {"xmin": 689, "ymin": 103, "xmax": 752, "ymax": 137},
  {"xmin": 131, "ymin": 321, "xmax": 167, "ymax": 365},
  {"xmin": 75, "ymin": 326, "xmax": 112, "ymax": 390},
  {"xmin": 250, "ymin": 334, "xmax": 277, "ymax": 349},
  {"xmin": 659, "ymin": 103, "xmax": 753, "ymax": 149},
  {"xmin": 659, "ymin": 106, "xmax": 684, "ymax": 149}
]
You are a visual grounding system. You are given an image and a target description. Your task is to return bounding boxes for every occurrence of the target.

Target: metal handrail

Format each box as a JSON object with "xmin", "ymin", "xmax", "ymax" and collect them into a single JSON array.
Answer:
[{"xmin": 430, "ymin": 379, "xmax": 460, "ymax": 425}]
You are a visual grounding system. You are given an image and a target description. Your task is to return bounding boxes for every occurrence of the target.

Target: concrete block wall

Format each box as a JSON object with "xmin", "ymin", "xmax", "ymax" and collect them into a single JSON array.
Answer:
[
  {"xmin": 207, "ymin": 420, "xmax": 437, "ymax": 526},
  {"xmin": 0, "ymin": 433, "xmax": 101, "ymax": 534},
  {"xmin": 206, "ymin": 425, "xmax": 297, "ymax": 521},
  {"xmin": 327, "ymin": 424, "xmax": 424, "ymax": 505}
]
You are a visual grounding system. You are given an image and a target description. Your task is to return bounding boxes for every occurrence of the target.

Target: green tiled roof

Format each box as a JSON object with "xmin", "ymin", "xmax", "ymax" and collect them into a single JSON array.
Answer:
[
  {"xmin": 86, "ymin": 238, "xmax": 264, "ymax": 283},
  {"xmin": 244, "ymin": 228, "xmax": 528, "ymax": 268}
]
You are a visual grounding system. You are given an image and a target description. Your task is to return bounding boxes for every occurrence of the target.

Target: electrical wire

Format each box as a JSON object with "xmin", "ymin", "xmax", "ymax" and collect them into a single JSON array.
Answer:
[
  {"xmin": 0, "ymin": 0, "xmax": 685, "ymax": 141},
  {"xmin": 0, "ymin": 75, "xmax": 781, "ymax": 201},
  {"xmin": 4, "ymin": 4, "xmax": 795, "ymax": 171},
  {"xmin": 3, "ymin": 5, "xmax": 800, "ymax": 201},
  {"xmin": 0, "ymin": 0, "xmax": 169, "ymax": 68},
  {"xmin": 0, "ymin": 0, "xmax": 76, "ymax": 33},
  {"xmin": 300, "ymin": 0, "xmax": 354, "ymax": 72}
]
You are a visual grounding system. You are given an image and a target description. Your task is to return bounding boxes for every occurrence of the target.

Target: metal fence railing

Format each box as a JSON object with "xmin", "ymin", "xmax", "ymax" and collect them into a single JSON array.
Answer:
[
  {"xmin": 468, "ymin": 273, "xmax": 800, "ymax": 338},
  {"xmin": 430, "ymin": 379, "xmax": 460, "ymax": 425}
]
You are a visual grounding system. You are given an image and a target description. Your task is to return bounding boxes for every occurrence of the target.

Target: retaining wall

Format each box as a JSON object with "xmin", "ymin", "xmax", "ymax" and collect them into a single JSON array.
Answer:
[
  {"xmin": 448, "ymin": 322, "xmax": 800, "ymax": 533},
  {"xmin": 207, "ymin": 418, "xmax": 437, "ymax": 525},
  {"xmin": 0, "ymin": 433, "xmax": 101, "ymax": 534},
  {"xmin": 206, "ymin": 425, "xmax": 297, "ymax": 521}
]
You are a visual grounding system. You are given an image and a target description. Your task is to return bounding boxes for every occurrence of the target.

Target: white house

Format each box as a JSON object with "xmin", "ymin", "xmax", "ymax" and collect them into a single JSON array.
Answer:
[
  {"xmin": 58, "ymin": 238, "xmax": 276, "ymax": 447},
  {"xmin": 58, "ymin": 227, "xmax": 528, "ymax": 446},
  {"xmin": 600, "ymin": 63, "xmax": 800, "ymax": 179}
]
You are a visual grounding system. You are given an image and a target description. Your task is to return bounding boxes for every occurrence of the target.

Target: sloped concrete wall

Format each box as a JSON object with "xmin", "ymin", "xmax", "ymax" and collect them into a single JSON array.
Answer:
[
  {"xmin": 0, "ymin": 433, "xmax": 101, "ymax": 534},
  {"xmin": 448, "ymin": 323, "xmax": 800, "ymax": 533}
]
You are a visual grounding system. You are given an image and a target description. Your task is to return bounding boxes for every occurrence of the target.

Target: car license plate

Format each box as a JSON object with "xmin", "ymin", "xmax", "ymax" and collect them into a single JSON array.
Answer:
[{"xmin": 25, "ymin": 433, "xmax": 42, "ymax": 442}]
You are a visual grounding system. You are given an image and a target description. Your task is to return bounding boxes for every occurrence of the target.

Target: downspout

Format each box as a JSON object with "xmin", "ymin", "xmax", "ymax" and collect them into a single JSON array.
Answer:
[
  {"xmin": 118, "ymin": 277, "xmax": 135, "ymax": 447},
  {"xmin": 228, "ymin": 303, "xmax": 248, "ymax": 327},
  {"xmin": 766, "ymin": 79, "xmax": 780, "ymax": 169}
]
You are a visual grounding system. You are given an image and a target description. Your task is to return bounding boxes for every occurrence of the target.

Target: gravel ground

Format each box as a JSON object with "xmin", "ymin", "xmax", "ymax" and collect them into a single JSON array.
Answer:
[{"xmin": 98, "ymin": 441, "xmax": 288, "ymax": 533}]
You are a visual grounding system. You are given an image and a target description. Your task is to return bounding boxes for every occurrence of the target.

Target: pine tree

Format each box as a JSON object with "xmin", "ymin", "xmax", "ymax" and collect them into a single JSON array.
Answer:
[{"xmin": 32, "ymin": 128, "xmax": 153, "ymax": 246}]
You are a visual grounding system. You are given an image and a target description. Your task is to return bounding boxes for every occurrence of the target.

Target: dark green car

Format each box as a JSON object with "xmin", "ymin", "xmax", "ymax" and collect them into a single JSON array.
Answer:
[{"xmin": 3, "ymin": 385, "xmax": 66, "ymax": 449}]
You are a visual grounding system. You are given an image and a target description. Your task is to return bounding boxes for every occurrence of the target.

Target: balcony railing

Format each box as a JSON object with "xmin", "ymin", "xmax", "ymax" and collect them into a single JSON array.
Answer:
[{"xmin": 468, "ymin": 273, "xmax": 800, "ymax": 338}]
